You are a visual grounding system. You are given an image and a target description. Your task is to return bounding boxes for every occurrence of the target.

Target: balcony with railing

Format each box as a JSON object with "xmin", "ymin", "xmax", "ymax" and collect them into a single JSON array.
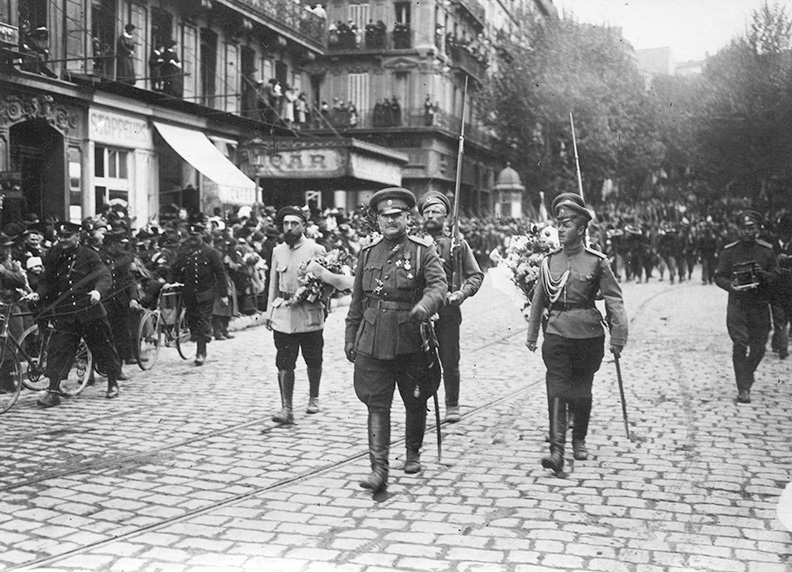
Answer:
[
  {"xmin": 446, "ymin": 43, "xmax": 488, "ymax": 82},
  {"xmin": 302, "ymin": 105, "xmax": 494, "ymax": 148},
  {"xmin": 326, "ymin": 22, "xmax": 412, "ymax": 52},
  {"xmin": 219, "ymin": 0, "xmax": 326, "ymax": 50},
  {"xmin": 450, "ymin": 0, "xmax": 486, "ymax": 28}
]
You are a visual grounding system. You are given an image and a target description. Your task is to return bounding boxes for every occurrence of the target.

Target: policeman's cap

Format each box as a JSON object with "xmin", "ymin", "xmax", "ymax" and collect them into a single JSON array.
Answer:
[
  {"xmin": 56, "ymin": 221, "xmax": 82, "ymax": 237},
  {"xmin": 0, "ymin": 233, "xmax": 14, "ymax": 247},
  {"xmin": 552, "ymin": 192, "xmax": 592, "ymax": 223},
  {"xmin": 417, "ymin": 191, "xmax": 451, "ymax": 215},
  {"xmin": 276, "ymin": 206, "xmax": 307, "ymax": 225},
  {"xmin": 370, "ymin": 187, "xmax": 416, "ymax": 215},
  {"xmin": 187, "ymin": 223, "xmax": 206, "ymax": 235},
  {"xmin": 104, "ymin": 230, "xmax": 129, "ymax": 244},
  {"xmin": 736, "ymin": 210, "xmax": 762, "ymax": 228}
]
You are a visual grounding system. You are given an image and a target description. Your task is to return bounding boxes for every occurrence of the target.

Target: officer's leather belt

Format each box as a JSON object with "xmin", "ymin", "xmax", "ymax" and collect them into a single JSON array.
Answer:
[
  {"xmin": 278, "ymin": 291, "xmax": 295, "ymax": 299},
  {"xmin": 365, "ymin": 297, "xmax": 414, "ymax": 310},
  {"xmin": 550, "ymin": 302, "xmax": 595, "ymax": 312}
]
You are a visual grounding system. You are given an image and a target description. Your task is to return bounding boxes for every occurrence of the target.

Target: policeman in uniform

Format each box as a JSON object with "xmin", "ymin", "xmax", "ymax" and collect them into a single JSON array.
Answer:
[
  {"xmin": 100, "ymin": 229, "xmax": 140, "ymax": 366},
  {"xmin": 264, "ymin": 206, "xmax": 327, "ymax": 425},
  {"xmin": 417, "ymin": 191, "xmax": 483, "ymax": 423},
  {"xmin": 169, "ymin": 224, "xmax": 229, "ymax": 366},
  {"xmin": 34, "ymin": 222, "xmax": 123, "ymax": 407},
  {"xmin": 345, "ymin": 188, "xmax": 447, "ymax": 493},
  {"xmin": 526, "ymin": 193, "xmax": 628, "ymax": 475},
  {"xmin": 714, "ymin": 210, "xmax": 777, "ymax": 404}
]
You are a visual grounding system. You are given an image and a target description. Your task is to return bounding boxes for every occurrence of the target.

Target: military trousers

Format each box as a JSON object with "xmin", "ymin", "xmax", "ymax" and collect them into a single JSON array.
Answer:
[
  {"xmin": 273, "ymin": 329, "xmax": 323, "ymax": 371},
  {"xmin": 183, "ymin": 296, "xmax": 214, "ymax": 345},
  {"xmin": 46, "ymin": 317, "xmax": 121, "ymax": 381},
  {"xmin": 353, "ymin": 353, "xmax": 430, "ymax": 413},
  {"xmin": 542, "ymin": 333, "xmax": 604, "ymax": 401},
  {"xmin": 727, "ymin": 302, "xmax": 770, "ymax": 391},
  {"xmin": 435, "ymin": 306, "xmax": 462, "ymax": 407}
]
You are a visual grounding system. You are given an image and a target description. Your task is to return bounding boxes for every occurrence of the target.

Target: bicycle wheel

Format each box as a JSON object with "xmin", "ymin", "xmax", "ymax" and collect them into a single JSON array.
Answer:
[
  {"xmin": 175, "ymin": 307, "xmax": 196, "ymax": 360},
  {"xmin": 0, "ymin": 342, "xmax": 22, "ymax": 414},
  {"xmin": 58, "ymin": 338, "xmax": 93, "ymax": 397},
  {"xmin": 18, "ymin": 324, "xmax": 49, "ymax": 391},
  {"xmin": 137, "ymin": 310, "xmax": 162, "ymax": 370}
]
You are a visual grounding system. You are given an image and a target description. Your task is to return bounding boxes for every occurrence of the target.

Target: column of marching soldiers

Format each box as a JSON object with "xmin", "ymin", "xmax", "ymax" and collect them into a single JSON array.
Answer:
[{"xmin": 3, "ymin": 197, "xmax": 791, "ymax": 490}]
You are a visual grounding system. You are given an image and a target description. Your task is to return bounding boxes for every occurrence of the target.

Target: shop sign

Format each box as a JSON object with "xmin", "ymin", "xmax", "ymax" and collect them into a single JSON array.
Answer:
[
  {"xmin": 89, "ymin": 110, "xmax": 151, "ymax": 147},
  {"xmin": 253, "ymin": 148, "xmax": 348, "ymax": 179},
  {"xmin": 0, "ymin": 22, "xmax": 18, "ymax": 47},
  {"xmin": 350, "ymin": 153, "xmax": 402, "ymax": 186}
]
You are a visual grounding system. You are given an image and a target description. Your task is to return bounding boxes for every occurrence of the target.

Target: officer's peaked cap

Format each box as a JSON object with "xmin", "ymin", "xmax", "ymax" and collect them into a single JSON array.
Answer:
[
  {"xmin": 417, "ymin": 191, "xmax": 451, "ymax": 215},
  {"xmin": 276, "ymin": 206, "xmax": 307, "ymax": 225},
  {"xmin": 56, "ymin": 221, "xmax": 82, "ymax": 236},
  {"xmin": 736, "ymin": 210, "xmax": 762, "ymax": 228},
  {"xmin": 552, "ymin": 192, "xmax": 592, "ymax": 222},
  {"xmin": 187, "ymin": 223, "xmax": 206, "ymax": 235},
  {"xmin": 370, "ymin": 187, "xmax": 416, "ymax": 215}
]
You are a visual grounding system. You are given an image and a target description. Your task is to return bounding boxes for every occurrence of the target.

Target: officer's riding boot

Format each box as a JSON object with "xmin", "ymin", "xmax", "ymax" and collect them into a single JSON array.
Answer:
[
  {"xmin": 733, "ymin": 346, "xmax": 751, "ymax": 403},
  {"xmin": 306, "ymin": 367, "xmax": 321, "ymax": 414},
  {"xmin": 404, "ymin": 406, "xmax": 427, "ymax": 474},
  {"xmin": 360, "ymin": 408, "xmax": 390, "ymax": 493},
  {"xmin": 571, "ymin": 398, "xmax": 592, "ymax": 460},
  {"xmin": 106, "ymin": 372, "xmax": 120, "ymax": 399},
  {"xmin": 541, "ymin": 397, "xmax": 567, "ymax": 475},
  {"xmin": 37, "ymin": 377, "xmax": 62, "ymax": 408},
  {"xmin": 272, "ymin": 370, "xmax": 295, "ymax": 425},
  {"xmin": 195, "ymin": 338, "xmax": 207, "ymax": 366}
]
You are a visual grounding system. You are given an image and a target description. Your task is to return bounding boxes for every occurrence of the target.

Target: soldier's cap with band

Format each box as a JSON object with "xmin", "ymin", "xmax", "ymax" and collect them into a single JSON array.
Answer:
[
  {"xmin": 417, "ymin": 191, "xmax": 451, "ymax": 215},
  {"xmin": 552, "ymin": 192, "xmax": 592, "ymax": 222},
  {"xmin": 56, "ymin": 221, "xmax": 82, "ymax": 236},
  {"xmin": 370, "ymin": 187, "xmax": 416, "ymax": 215},
  {"xmin": 276, "ymin": 206, "xmax": 307, "ymax": 225},
  {"xmin": 736, "ymin": 210, "xmax": 762, "ymax": 228}
]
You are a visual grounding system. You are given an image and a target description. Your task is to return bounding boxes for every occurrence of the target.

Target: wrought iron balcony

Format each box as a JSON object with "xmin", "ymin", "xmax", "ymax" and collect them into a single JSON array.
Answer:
[
  {"xmin": 219, "ymin": 0, "xmax": 326, "ymax": 50},
  {"xmin": 450, "ymin": 0, "xmax": 486, "ymax": 28},
  {"xmin": 447, "ymin": 44, "xmax": 488, "ymax": 82}
]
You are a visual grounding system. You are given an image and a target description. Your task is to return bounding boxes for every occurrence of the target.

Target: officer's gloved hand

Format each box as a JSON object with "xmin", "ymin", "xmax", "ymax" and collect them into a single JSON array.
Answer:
[
  {"xmin": 344, "ymin": 341, "xmax": 356, "ymax": 363},
  {"xmin": 410, "ymin": 305, "xmax": 429, "ymax": 322}
]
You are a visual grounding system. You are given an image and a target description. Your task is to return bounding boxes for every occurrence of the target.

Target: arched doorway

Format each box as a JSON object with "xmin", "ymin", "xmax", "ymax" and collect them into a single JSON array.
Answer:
[{"xmin": 9, "ymin": 119, "xmax": 65, "ymax": 225}]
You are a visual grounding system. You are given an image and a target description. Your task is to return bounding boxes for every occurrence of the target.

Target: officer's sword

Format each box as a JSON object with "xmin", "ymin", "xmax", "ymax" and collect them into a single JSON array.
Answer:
[
  {"xmin": 614, "ymin": 352, "xmax": 631, "ymax": 440},
  {"xmin": 433, "ymin": 392, "xmax": 442, "ymax": 462}
]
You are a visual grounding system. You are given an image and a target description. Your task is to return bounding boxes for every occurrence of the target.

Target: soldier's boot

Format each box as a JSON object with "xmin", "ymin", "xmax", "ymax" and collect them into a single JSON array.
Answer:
[
  {"xmin": 272, "ymin": 370, "xmax": 295, "ymax": 425},
  {"xmin": 541, "ymin": 397, "xmax": 567, "ymax": 475},
  {"xmin": 359, "ymin": 408, "xmax": 390, "ymax": 493},
  {"xmin": 37, "ymin": 377, "xmax": 62, "ymax": 408},
  {"xmin": 404, "ymin": 406, "xmax": 427, "ymax": 474},
  {"xmin": 306, "ymin": 367, "xmax": 321, "ymax": 414},
  {"xmin": 570, "ymin": 397, "xmax": 591, "ymax": 460},
  {"xmin": 106, "ymin": 368, "xmax": 120, "ymax": 399},
  {"xmin": 195, "ymin": 338, "xmax": 207, "ymax": 366}
]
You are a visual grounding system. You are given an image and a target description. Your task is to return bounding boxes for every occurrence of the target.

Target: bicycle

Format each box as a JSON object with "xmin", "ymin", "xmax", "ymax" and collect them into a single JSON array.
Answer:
[
  {"xmin": 136, "ymin": 282, "xmax": 195, "ymax": 370},
  {"xmin": 0, "ymin": 301, "xmax": 93, "ymax": 413}
]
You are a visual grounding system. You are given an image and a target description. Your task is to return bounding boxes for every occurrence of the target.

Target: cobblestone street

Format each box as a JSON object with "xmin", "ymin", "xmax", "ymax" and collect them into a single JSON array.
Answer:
[{"xmin": 0, "ymin": 274, "xmax": 790, "ymax": 572}]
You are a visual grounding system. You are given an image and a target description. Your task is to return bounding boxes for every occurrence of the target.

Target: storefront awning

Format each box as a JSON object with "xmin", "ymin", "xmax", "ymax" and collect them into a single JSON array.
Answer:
[{"xmin": 154, "ymin": 121, "xmax": 256, "ymax": 205}]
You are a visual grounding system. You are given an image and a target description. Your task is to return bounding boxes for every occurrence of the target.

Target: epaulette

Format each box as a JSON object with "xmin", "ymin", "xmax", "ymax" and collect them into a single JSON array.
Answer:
[
  {"xmin": 361, "ymin": 235, "xmax": 383, "ymax": 250},
  {"xmin": 408, "ymin": 234, "xmax": 433, "ymax": 247},
  {"xmin": 756, "ymin": 239, "xmax": 773, "ymax": 249},
  {"xmin": 584, "ymin": 246, "xmax": 607, "ymax": 259},
  {"xmin": 723, "ymin": 241, "xmax": 738, "ymax": 249}
]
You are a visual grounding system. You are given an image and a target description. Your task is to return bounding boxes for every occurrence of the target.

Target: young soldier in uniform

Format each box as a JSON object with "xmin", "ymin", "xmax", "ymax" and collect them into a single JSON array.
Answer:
[
  {"xmin": 714, "ymin": 210, "xmax": 778, "ymax": 404},
  {"xmin": 264, "ymin": 207, "xmax": 326, "ymax": 425},
  {"xmin": 345, "ymin": 188, "xmax": 447, "ymax": 493},
  {"xmin": 526, "ymin": 193, "xmax": 628, "ymax": 476},
  {"xmin": 169, "ymin": 224, "xmax": 229, "ymax": 366},
  {"xmin": 33, "ymin": 222, "xmax": 124, "ymax": 407},
  {"xmin": 417, "ymin": 191, "xmax": 483, "ymax": 423}
]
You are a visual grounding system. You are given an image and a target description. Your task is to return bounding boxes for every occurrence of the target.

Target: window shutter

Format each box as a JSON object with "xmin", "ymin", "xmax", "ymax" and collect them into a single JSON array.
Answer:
[{"xmin": 64, "ymin": 0, "xmax": 86, "ymax": 73}]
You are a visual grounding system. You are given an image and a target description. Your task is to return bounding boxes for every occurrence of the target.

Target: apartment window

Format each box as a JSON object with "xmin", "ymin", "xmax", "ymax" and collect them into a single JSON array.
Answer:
[
  {"xmin": 200, "ymin": 28, "xmax": 218, "ymax": 107},
  {"xmin": 348, "ymin": 4, "xmax": 369, "ymax": 30},
  {"xmin": 94, "ymin": 146, "xmax": 130, "ymax": 211},
  {"xmin": 347, "ymin": 72, "xmax": 369, "ymax": 115},
  {"xmin": 394, "ymin": 2, "xmax": 410, "ymax": 25},
  {"xmin": 181, "ymin": 24, "xmax": 198, "ymax": 99},
  {"xmin": 224, "ymin": 43, "xmax": 240, "ymax": 114}
]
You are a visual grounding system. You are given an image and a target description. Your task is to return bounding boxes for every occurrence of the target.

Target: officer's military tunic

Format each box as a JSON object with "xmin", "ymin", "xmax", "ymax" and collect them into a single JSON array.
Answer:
[
  {"xmin": 527, "ymin": 242, "xmax": 628, "ymax": 399},
  {"xmin": 345, "ymin": 234, "xmax": 447, "ymax": 411},
  {"xmin": 714, "ymin": 238, "xmax": 777, "ymax": 391},
  {"xmin": 100, "ymin": 247, "xmax": 139, "ymax": 362},
  {"xmin": 171, "ymin": 242, "xmax": 228, "ymax": 344},
  {"xmin": 38, "ymin": 243, "xmax": 122, "ymax": 381},
  {"xmin": 431, "ymin": 234, "xmax": 483, "ymax": 408}
]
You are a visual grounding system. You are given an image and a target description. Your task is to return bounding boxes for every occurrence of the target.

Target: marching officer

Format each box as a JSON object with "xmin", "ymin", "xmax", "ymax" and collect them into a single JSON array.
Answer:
[
  {"xmin": 169, "ymin": 223, "xmax": 229, "ymax": 366},
  {"xmin": 526, "ymin": 193, "xmax": 628, "ymax": 476},
  {"xmin": 345, "ymin": 188, "xmax": 447, "ymax": 494},
  {"xmin": 33, "ymin": 222, "xmax": 123, "ymax": 407},
  {"xmin": 714, "ymin": 210, "xmax": 777, "ymax": 404},
  {"xmin": 417, "ymin": 191, "xmax": 483, "ymax": 423},
  {"xmin": 264, "ymin": 206, "xmax": 327, "ymax": 425}
]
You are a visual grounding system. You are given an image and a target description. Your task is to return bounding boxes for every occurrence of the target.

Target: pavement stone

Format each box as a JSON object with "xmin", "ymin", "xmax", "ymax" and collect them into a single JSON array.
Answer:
[{"xmin": 0, "ymin": 275, "xmax": 791, "ymax": 571}]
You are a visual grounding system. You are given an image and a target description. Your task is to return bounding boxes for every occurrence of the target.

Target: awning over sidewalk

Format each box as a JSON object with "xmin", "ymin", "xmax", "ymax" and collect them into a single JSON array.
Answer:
[{"xmin": 153, "ymin": 121, "xmax": 256, "ymax": 205}]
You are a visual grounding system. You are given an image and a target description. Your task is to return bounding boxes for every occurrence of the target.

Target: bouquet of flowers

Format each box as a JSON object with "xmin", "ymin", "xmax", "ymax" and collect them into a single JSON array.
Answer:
[
  {"xmin": 489, "ymin": 224, "xmax": 558, "ymax": 315},
  {"xmin": 285, "ymin": 249, "xmax": 356, "ymax": 306}
]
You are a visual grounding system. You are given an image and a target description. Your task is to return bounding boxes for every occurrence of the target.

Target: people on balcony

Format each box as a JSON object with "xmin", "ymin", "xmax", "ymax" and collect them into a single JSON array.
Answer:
[
  {"xmin": 393, "ymin": 22, "xmax": 410, "ymax": 49},
  {"xmin": 310, "ymin": 3, "xmax": 326, "ymax": 19},
  {"xmin": 18, "ymin": 21, "xmax": 57, "ymax": 78},
  {"xmin": 372, "ymin": 97, "xmax": 403, "ymax": 128},
  {"xmin": 92, "ymin": 35, "xmax": 111, "ymax": 76},
  {"xmin": 117, "ymin": 24, "xmax": 137, "ymax": 85},
  {"xmin": 162, "ymin": 39, "xmax": 183, "ymax": 98},
  {"xmin": 445, "ymin": 32, "xmax": 489, "ymax": 66},
  {"xmin": 149, "ymin": 41, "xmax": 165, "ymax": 91},
  {"xmin": 424, "ymin": 95, "xmax": 436, "ymax": 126},
  {"xmin": 328, "ymin": 21, "xmax": 358, "ymax": 50}
]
